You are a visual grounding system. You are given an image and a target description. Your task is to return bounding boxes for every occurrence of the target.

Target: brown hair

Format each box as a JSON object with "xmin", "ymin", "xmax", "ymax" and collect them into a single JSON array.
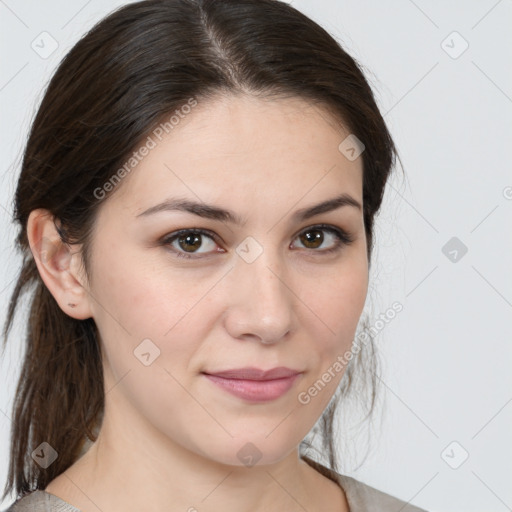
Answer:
[{"xmin": 1, "ymin": 0, "xmax": 400, "ymax": 501}]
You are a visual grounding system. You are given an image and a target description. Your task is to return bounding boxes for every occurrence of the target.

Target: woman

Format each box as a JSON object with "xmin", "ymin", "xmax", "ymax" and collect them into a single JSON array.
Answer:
[{"xmin": 1, "ymin": 0, "xmax": 427, "ymax": 510}]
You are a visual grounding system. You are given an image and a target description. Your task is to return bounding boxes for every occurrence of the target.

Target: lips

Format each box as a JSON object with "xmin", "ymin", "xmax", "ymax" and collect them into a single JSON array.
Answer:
[
  {"xmin": 202, "ymin": 366, "xmax": 302, "ymax": 402},
  {"xmin": 203, "ymin": 366, "xmax": 300, "ymax": 380}
]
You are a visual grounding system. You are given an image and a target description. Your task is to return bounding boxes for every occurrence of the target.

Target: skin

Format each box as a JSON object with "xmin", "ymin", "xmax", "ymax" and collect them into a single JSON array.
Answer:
[{"xmin": 28, "ymin": 94, "xmax": 368, "ymax": 512}]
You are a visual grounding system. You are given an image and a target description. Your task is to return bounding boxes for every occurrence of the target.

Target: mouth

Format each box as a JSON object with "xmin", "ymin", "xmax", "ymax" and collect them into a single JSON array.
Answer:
[{"xmin": 202, "ymin": 366, "xmax": 302, "ymax": 402}]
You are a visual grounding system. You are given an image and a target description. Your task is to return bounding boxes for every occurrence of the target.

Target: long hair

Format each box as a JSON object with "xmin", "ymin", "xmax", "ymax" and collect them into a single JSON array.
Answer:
[{"xmin": 1, "ymin": 0, "xmax": 400, "ymax": 500}]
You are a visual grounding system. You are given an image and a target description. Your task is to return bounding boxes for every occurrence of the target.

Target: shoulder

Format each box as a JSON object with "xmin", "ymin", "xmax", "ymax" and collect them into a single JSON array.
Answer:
[
  {"xmin": 301, "ymin": 455, "xmax": 428, "ymax": 512},
  {"xmin": 337, "ymin": 473, "xmax": 428, "ymax": 512},
  {"xmin": 3, "ymin": 489, "xmax": 81, "ymax": 512}
]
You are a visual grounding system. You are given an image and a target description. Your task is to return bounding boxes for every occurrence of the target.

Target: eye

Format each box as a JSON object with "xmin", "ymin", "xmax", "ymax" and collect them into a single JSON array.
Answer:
[
  {"xmin": 161, "ymin": 224, "xmax": 355, "ymax": 260},
  {"xmin": 161, "ymin": 229, "xmax": 221, "ymax": 259},
  {"xmin": 291, "ymin": 224, "xmax": 355, "ymax": 254}
]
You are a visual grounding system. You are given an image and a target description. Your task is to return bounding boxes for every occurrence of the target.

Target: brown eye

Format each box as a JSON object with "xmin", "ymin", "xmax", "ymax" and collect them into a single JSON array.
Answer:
[
  {"xmin": 292, "ymin": 224, "xmax": 354, "ymax": 254},
  {"xmin": 161, "ymin": 224, "xmax": 354, "ymax": 261},
  {"xmin": 299, "ymin": 228, "xmax": 324, "ymax": 249},
  {"xmin": 162, "ymin": 229, "xmax": 220, "ymax": 259},
  {"xmin": 177, "ymin": 232, "xmax": 203, "ymax": 253}
]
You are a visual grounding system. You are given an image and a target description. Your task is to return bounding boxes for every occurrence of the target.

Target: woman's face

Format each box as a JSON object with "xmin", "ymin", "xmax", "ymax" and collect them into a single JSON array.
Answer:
[{"xmin": 83, "ymin": 94, "xmax": 368, "ymax": 466}]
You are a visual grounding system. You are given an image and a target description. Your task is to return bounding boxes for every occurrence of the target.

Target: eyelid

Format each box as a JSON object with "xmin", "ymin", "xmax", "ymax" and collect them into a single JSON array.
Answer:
[
  {"xmin": 160, "ymin": 224, "xmax": 355, "ymax": 260},
  {"xmin": 160, "ymin": 228, "xmax": 223, "ymax": 258}
]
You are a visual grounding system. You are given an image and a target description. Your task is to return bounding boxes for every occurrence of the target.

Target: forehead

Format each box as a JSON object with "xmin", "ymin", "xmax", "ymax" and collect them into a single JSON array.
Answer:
[{"xmin": 103, "ymin": 94, "xmax": 363, "ymax": 221}]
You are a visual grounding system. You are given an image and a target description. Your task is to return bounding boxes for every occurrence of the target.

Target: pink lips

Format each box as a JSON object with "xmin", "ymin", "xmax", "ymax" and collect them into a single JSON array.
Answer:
[{"xmin": 203, "ymin": 366, "xmax": 302, "ymax": 402}]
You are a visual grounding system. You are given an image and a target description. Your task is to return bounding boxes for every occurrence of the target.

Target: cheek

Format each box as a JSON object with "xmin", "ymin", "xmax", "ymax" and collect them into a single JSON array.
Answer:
[
  {"xmin": 92, "ymin": 246, "xmax": 204, "ymax": 333},
  {"xmin": 296, "ymin": 259, "xmax": 367, "ymax": 410},
  {"xmin": 90, "ymin": 256, "xmax": 210, "ymax": 421},
  {"xmin": 89, "ymin": 250, "xmax": 219, "ymax": 384},
  {"xmin": 313, "ymin": 256, "xmax": 368, "ymax": 344},
  {"xmin": 294, "ymin": 264, "xmax": 368, "ymax": 412}
]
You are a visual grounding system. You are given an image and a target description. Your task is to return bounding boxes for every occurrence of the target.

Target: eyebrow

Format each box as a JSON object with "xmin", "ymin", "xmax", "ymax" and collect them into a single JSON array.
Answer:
[{"xmin": 135, "ymin": 193, "xmax": 362, "ymax": 225}]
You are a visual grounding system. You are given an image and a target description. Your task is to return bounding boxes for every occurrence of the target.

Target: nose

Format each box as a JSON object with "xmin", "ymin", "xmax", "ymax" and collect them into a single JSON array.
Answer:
[{"xmin": 223, "ymin": 251, "xmax": 295, "ymax": 345}]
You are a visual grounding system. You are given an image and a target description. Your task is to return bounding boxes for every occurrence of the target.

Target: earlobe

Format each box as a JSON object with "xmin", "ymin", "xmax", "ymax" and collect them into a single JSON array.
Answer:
[{"xmin": 27, "ymin": 209, "xmax": 93, "ymax": 320}]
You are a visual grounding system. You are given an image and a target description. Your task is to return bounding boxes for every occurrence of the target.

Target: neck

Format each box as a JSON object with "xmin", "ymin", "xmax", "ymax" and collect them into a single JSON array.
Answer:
[{"xmin": 52, "ymin": 417, "xmax": 336, "ymax": 512}]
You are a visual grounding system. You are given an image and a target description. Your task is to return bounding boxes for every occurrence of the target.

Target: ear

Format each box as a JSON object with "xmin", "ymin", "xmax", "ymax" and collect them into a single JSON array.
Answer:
[{"xmin": 27, "ymin": 209, "xmax": 93, "ymax": 320}]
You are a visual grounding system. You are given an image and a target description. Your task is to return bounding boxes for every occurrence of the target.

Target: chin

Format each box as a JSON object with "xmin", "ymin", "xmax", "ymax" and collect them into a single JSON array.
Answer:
[{"xmin": 193, "ymin": 432, "xmax": 302, "ymax": 469}]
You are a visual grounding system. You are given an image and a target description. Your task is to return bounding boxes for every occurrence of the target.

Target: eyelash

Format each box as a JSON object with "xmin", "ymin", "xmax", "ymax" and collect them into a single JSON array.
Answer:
[{"xmin": 160, "ymin": 224, "xmax": 355, "ymax": 260}]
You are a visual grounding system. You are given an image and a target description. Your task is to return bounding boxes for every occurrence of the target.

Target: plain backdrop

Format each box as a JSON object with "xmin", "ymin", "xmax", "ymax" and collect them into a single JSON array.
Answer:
[{"xmin": 1, "ymin": 1, "xmax": 511, "ymax": 511}]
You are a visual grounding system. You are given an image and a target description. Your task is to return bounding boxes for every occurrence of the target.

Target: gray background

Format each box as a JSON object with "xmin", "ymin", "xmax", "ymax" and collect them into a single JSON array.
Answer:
[{"xmin": 1, "ymin": 1, "xmax": 511, "ymax": 511}]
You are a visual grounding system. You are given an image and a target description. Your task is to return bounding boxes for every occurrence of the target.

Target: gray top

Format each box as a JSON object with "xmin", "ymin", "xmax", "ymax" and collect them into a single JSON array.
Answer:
[{"xmin": 3, "ymin": 456, "xmax": 427, "ymax": 511}]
